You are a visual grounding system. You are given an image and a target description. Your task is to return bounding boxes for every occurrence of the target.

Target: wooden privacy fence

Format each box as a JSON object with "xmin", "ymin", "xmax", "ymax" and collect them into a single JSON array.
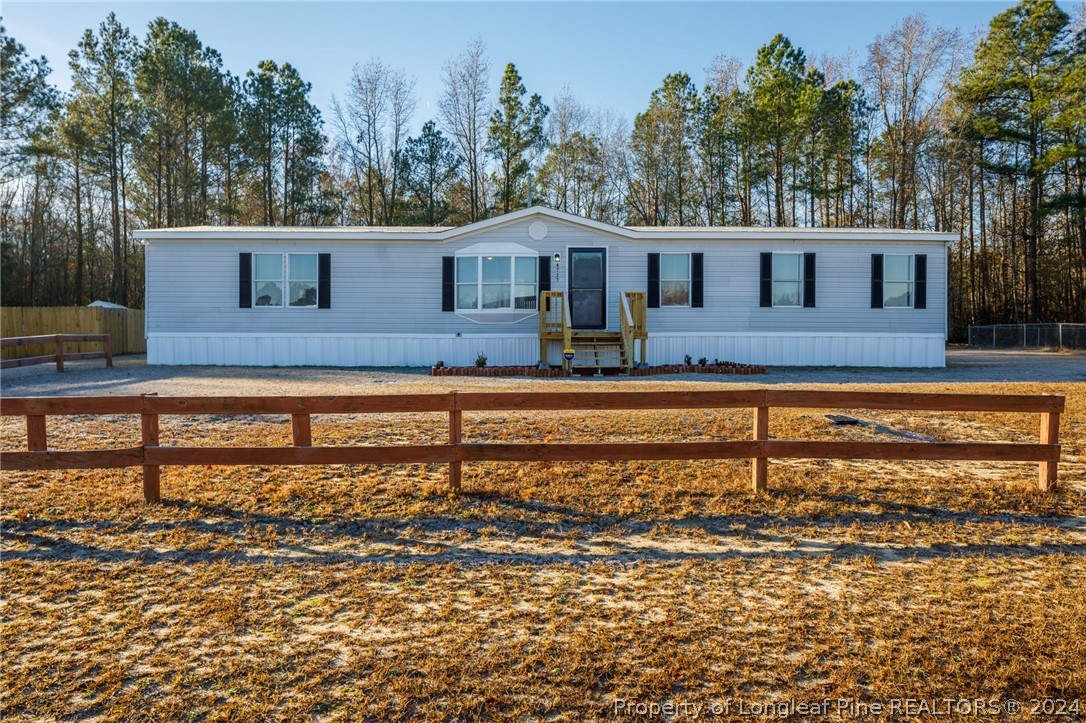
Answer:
[
  {"xmin": 0, "ymin": 306, "xmax": 144, "ymax": 359},
  {"xmin": 0, "ymin": 390, "xmax": 1064, "ymax": 503},
  {"xmin": 1, "ymin": 334, "xmax": 113, "ymax": 371}
]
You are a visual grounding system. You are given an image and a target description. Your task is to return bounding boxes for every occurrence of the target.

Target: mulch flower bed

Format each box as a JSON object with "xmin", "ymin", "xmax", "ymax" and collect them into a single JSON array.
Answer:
[
  {"xmin": 431, "ymin": 364, "xmax": 569, "ymax": 377},
  {"xmin": 430, "ymin": 361, "xmax": 765, "ymax": 377},
  {"xmin": 629, "ymin": 362, "xmax": 766, "ymax": 376}
]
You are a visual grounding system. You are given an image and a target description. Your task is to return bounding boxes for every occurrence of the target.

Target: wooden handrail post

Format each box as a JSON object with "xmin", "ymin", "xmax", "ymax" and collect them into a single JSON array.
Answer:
[
  {"xmin": 54, "ymin": 336, "xmax": 65, "ymax": 372},
  {"xmin": 1039, "ymin": 411, "xmax": 1060, "ymax": 492},
  {"xmin": 291, "ymin": 413, "xmax": 312, "ymax": 447},
  {"xmin": 751, "ymin": 405, "xmax": 769, "ymax": 493},
  {"xmin": 141, "ymin": 393, "xmax": 160, "ymax": 503},
  {"xmin": 27, "ymin": 415, "xmax": 47, "ymax": 451},
  {"xmin": 449, "ymin": 391, "xmax": 462, "ymax": 492},
  {"xmin": 103, "ymin": 334, "xmax": 113, "ymax": 367}
]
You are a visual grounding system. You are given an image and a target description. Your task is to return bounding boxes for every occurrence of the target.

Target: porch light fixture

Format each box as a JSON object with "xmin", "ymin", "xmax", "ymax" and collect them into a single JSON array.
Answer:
[{"xmin": 553, "ymin": 252, "xmax": 561, "ymax": 270}]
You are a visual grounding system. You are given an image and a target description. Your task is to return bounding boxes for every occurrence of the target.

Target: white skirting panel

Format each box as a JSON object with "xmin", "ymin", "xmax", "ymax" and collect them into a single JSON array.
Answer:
[
  {"xmin": 646, "ymin": 332, "xmax": 945, "ymax": 368},
  {"xmin": 149, "ymin": 332, "xmax": 945, "ymax": 368},
  {"xmin": 148, "ymin": 333, "xmax": 540, "ymax": 367}
]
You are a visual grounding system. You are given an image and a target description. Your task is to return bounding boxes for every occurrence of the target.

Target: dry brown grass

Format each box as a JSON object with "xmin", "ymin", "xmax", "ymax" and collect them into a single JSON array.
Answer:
[{"xmin": 2, "ymin": 381, "xmax": 1085, "ymax": 721}]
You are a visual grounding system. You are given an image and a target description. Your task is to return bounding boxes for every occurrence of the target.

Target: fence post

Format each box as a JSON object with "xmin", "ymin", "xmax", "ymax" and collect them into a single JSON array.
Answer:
[
  {"xmin": 448, "ymin": 391, "xmax": 462, "ymax": 492},
  {"xmin": 751, "ymin": 404, "xmax": 769, "ymax": 493},
  {"xmin": 141, "ymin": 393, "xmax": 160, "ymax": 503},
  {"xmin": 1038, "ymin": 411, "xmax": 1060, "ymax": 492},
  {"xmin": 54, "ymin": 335, "xmax": 64, "ymax": 372},
  {"xmin": 103, "ymin": 334, "xmax": 113, "ymax": 367},
  {"xmin": 291, "ymin": 413, "xmax": 312, "ymax": 447},
  {"xmin": 27, "ymin": 415, "xmax": 47, "ymax": 451}
]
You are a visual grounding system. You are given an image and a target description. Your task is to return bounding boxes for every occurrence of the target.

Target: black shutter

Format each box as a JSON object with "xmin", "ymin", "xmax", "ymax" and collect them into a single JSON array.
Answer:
[
  {"xmin": 871, "ymin": 254, "xmax": 884, "ymax": 309},
  {"xmin": 914, "ymin": 254, "xmax": 927, "ymax": 309},
  {"xmin": 647, "ymin": 253, "xmax": 660, "ymax": 308},
  {"xmin": 239, "ymin": 253, "xmax": 252, "ymax": 308},
  {"xmin": 442, "ymin": 256, "xmax": 455, "ymax": 311},
  {"xmin": 691, "ymin": 253, "xmax": 704, "ymax": 308},
  {"xmin": 317, "ymin": 253, "xmax": 331, "ymax": 308},
  {"xmin": 803, "ymin": 252, "xmax": 816, "ymax": 308},
  {"xmin": 759, "ymin": 252, "xmax": 772, "ymax": 307},
  {"xmin": 538, "ymin": 256, "xmax": 550, "ymax": 293}
]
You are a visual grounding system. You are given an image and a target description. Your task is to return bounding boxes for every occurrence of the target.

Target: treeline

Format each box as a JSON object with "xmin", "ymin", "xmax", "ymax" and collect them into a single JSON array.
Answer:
[{"xmin": 1, "ymin": 0, "xmax": 1083, "ymax": 336}]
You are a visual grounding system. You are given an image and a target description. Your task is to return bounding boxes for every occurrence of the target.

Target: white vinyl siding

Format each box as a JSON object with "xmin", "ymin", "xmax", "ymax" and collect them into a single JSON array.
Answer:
[{"xmin": 145, "ymin": 217, "xmax": 947, "ymax": 346}]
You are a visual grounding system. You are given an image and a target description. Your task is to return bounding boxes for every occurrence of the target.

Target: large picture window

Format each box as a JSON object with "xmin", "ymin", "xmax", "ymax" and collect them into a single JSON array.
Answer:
[
  {"xmin": 883, "ymin": 254, "xmax": 913, "ymax": 308},
  {"xmin": 660, "ymin": 253, "xmax": 690, "ymax": 306},
  {"xmin": 456, "ymin": 255, "xmax": 537, "ymax": 311},
  {"xmin": 253, "ymin": 253, "xmax": 318, "ymax": 308},
  {"xmin": 771, "ymin": 253, "xmax": 802, "ymax": 307}
]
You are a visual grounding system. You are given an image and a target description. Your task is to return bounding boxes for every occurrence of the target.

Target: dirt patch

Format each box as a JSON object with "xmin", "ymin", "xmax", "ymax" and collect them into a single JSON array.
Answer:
[{"xmin": 2, "ymin": 375, "xmax": 1084, "ymax": 719}]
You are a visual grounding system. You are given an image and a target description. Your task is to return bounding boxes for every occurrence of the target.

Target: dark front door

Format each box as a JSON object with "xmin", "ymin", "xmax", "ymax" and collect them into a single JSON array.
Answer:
[{"xmin": 569, "ymin": 248, "xmax": 606, "ymax": 329}]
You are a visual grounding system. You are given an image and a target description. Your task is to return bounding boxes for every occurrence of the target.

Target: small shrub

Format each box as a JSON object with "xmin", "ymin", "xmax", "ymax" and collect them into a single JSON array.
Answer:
[
  {"xmin": 474, "ymin": 352, "xmax": 488, "ymax": 367},
  {"xmin": 684, "ymin": 354, "xmax": 692, "ymax": 365},
  {"xmin": 698, "ymin": 357, "xmax": 708, "ymax": 367}
]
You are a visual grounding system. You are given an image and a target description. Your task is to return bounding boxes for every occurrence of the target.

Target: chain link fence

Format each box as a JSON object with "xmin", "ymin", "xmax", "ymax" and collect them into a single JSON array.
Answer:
[{"xmin": 967, "ymin": 324, "xmax": 1086, "ymax": 350}]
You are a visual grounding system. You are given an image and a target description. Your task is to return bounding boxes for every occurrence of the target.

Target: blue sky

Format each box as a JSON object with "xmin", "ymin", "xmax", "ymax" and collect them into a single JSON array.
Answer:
[{"xmin": 7, "ymin": 1, "xmax": 1022, "ymax": 133}]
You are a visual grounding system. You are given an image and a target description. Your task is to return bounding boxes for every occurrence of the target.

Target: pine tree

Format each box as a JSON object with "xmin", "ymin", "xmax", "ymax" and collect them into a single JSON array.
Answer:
[
  {"xmin": 486, "ymin": 63, "xmax": 548, "ymax": 214},
  {"xmin": 402, "ymin": 120, "xmax": 461, "ymax": 225},
  {"xmin": 67, "ymin": 13, "xmax": 138, "ymax": 305},
  {"xmin": 956, "ymin": 0, "xmax": 1072, "ymax": 321}
]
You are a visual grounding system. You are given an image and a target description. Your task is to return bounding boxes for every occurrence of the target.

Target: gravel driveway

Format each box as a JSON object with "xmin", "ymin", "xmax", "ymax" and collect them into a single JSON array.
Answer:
[{"xmin": 2, "ymin": 347, "xmax": 1082, "ymax": 397}]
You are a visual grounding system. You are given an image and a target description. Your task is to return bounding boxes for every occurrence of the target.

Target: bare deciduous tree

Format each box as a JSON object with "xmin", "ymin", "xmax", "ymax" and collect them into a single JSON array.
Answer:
[
  {"xmin": 439, "ymin": 39, "xmax": 490, "ymax": 222},
  {"xmin": 331, "ymin": 59, "xmax": 416, "ymax": 224},
  {"xmin": 863, "ymin": 14, "xmax": 963, "ymax": 228}
]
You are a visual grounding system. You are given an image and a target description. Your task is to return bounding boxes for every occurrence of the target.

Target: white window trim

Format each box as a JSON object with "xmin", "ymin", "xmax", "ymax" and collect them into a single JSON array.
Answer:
[
  {"xmin": 455, "ymin": 254, "xmax": 539, "ymax": 313},
  {"xmin": 252, "ymin": 252, "xmax": 320, "ymax": 310},
  {"xmin": 771, "ymin": 251, "xmax": 804, "ymax": 308},
  {"xmin": 882, "ymin": 254, "xmax": 914, "ymax": 310},
  {"xmin": 659, "ymin": 252, "xmax": 692, "ymax": 308}
]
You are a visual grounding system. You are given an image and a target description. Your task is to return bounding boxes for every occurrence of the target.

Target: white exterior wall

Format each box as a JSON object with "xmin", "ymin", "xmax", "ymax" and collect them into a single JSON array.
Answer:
[{"xmin": 143, "ymin": 212, "xmax": 950, "ymax": 368}]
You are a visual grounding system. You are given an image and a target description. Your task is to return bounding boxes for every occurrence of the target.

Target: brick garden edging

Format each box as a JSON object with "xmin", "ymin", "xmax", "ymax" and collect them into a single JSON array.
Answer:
[{"xmin": 430, "ymin": 362, "xmax": 765, "ymax": 377}]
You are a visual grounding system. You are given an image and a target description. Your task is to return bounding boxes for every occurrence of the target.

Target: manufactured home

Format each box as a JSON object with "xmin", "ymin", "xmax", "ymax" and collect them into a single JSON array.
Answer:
[{"xmin": 136, "ymin": 206, "xmax": 953, "ymax": 369}]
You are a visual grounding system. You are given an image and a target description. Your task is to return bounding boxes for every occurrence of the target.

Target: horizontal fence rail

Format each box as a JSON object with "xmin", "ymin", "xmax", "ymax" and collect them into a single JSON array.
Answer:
[
  {"xmin": 0, "ymin": 390, "xmax": 1064, "ymax": 502},
  {"xmin": 0, "ymin": 334, "xmax": 113, "ymax": 372}
]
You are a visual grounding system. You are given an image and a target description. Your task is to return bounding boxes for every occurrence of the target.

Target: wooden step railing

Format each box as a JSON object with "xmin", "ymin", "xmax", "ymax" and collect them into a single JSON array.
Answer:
[
  {"xmin": 623, "ymin": 291, "xmax": 647, "ymax": 366},
  {"xmin": 619, "ymin": 293, "xmax": 635, "ymax": 370},
  {"xmin": 539, "ymin": 291, "xmax": 572, "ymax": 370}
]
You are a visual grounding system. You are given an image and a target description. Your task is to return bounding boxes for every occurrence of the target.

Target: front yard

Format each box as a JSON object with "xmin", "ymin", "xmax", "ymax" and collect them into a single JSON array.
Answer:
[{"xmin": 1, "ymin": 374, "xmax": 1083, "ymax": 719}]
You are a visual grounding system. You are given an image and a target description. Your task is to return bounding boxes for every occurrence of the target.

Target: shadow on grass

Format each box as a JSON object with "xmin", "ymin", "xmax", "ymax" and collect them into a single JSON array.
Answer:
[{"xmin": 3, "ymin": 490, "xmax": 1084, "ymax": 567}]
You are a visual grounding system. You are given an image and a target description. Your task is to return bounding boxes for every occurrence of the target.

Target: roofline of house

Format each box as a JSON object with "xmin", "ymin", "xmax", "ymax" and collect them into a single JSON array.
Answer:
[{"xmin": 134, "ymin": 205, "xmax": 959, "ymax": 244}]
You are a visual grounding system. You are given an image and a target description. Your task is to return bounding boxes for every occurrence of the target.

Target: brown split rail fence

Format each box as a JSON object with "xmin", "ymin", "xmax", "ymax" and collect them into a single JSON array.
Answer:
[
  {"xmin": 0, "ymin": 390, "xmax": 1064, "ymax": 502},
  {"xmin": 0, "ymin": 306, "xmax": 144, "ymax": 359},
  {"xmin": 1, "ymin": 334, "xmax": 113, "ymax": 372}
]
